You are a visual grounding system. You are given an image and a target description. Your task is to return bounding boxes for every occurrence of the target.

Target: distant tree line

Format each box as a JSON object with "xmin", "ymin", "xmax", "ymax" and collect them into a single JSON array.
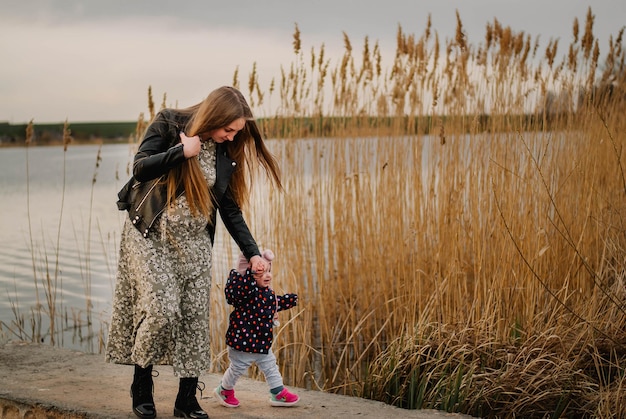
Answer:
[{"xmin": 0, "ymin": 121, "xmax": 138, "ymax": 146}]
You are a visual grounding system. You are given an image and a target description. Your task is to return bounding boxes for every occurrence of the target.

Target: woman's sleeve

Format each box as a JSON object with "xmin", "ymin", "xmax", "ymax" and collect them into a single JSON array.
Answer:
[
  {"xmin": 132, "ymin": 112, "xmax": 187, "ymax": 182},
  {"xmin": 218, "ymin": 187, "xmax": 261, "ymax": 261}
]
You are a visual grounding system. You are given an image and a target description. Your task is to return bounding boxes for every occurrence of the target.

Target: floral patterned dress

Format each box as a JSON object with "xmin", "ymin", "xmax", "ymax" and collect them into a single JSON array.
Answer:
[{"xmin": 106, "ymin": 140, "xmax": 217, "ymax": 378}]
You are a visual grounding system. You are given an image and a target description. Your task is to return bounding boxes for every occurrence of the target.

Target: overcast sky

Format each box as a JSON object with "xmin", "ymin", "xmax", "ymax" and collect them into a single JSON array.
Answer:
[{"xmin": 1, "ymin": 0, "xmax": 624, "ymax": 123}]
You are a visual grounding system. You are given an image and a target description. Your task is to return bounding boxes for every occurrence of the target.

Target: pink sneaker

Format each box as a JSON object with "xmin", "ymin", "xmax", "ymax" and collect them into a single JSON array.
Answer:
[
  {"xmin": 269, "ymin": 387, "xmax": 299, "ymax": 407},
  {"xmin": 214, "ymin": 385, "xmax": 240, "ymax": 408}
]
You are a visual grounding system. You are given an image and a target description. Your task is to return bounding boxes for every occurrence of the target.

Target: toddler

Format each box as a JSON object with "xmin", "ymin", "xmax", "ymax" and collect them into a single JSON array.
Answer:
[{"xmin": 214, "ymin": 249, "xmax": 299, "ymax": 407}]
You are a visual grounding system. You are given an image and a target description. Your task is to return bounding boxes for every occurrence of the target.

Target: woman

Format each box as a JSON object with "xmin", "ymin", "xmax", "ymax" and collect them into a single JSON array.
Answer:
[{"xmin": 106, "ymin": 86, "xmax": 282, "ymax": 419}]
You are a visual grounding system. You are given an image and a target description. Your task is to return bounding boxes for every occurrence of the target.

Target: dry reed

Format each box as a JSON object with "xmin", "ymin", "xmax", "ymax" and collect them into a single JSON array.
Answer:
[
  {"xmin": 5, "ymin": 6, "xmax": 625, "ymax": 418},
  {"xmin": 208, "ymin": 7, "xmax": 626, "ymax": 418}
]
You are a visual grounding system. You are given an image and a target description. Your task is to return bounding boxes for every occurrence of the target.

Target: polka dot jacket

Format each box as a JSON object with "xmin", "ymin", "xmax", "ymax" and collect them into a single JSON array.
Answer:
[{"xmin": 224, "ymin": 268, "xmax": 298, "ymax": 353}]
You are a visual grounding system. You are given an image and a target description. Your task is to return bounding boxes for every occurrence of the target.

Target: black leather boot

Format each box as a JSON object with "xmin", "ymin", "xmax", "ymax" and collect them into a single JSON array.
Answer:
[
  {"xmin": 130, "ymin": 364, "xmax": 156, "ymax": 419},
  {"xmin": 173, "ymin": 377, "xmax": 208, "ymax": 419}
]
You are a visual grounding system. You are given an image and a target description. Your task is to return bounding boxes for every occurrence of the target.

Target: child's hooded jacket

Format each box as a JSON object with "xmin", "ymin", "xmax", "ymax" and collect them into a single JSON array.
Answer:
[{"xmin": 224, "ymin": 268, "xmax": 298, "ymax": 353}]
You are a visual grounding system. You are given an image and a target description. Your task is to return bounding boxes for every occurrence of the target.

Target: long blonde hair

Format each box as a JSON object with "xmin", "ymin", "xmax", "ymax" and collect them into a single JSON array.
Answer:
[{"xmin": 167, "ymin": 86, "xmax": 282, "ymax": 218}]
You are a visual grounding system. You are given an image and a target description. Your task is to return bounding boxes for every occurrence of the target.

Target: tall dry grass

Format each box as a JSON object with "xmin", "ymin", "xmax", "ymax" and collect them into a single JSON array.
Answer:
[
  {"xmin": 1, "ymin": 121, "xmax": 112, "ymax": 352},
  {"xmin": 5, "ymin": 6, "xmax": 624, "ymax": 418},
  {"xmin": 206, "ymin": 7, "xmax": 626, "ymax": 418}
]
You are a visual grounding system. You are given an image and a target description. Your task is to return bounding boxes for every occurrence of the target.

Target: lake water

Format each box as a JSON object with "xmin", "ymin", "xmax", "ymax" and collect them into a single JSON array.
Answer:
[
  {"xmin": 0, "ymin": 143, "xmax": 259, "ymax": 351},
  {"xmin": 0, "ymin": 144, "xmax": 135, "ymax": 348},
  {"xmin": 0, "ymin": 136, "xmax": 435, "ymax": 352}
]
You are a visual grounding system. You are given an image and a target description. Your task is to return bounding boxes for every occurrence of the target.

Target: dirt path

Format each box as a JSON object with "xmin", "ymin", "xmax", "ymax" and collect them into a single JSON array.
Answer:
[{"xmin": 0, "ymin": 342, "xmax": 475, "ymax": 419}]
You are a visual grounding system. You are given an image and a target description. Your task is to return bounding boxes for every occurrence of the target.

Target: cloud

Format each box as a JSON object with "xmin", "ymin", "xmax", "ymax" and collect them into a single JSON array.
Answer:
[
  {"xmin": 0, "ymin": 15, "xmax": 296, "ymax": 122},
  {"xmin": 1, "ymin": 0, "xmax": 623, "ymax": 122}
]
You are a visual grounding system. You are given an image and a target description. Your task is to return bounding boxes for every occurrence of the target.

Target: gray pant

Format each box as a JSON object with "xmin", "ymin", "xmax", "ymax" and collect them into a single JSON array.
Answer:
[{"xmin": 221, "ymin": 346, "xmax": 283, "ymax": 390}]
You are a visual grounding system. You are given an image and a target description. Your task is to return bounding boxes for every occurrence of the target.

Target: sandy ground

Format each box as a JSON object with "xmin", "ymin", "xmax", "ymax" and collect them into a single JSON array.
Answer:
[{"xmin": 0, "ymin": 342, "xmax": 476, "ymax": 419}]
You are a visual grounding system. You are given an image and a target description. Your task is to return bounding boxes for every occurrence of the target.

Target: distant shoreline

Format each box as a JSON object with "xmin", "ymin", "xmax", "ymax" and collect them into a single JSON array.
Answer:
[
  {"xmin": 0, "ymin": 113, "xmax": 577, "ymax": 147},
  {"xmin": 0, "ymin": 120, "xmax": 138, "ymax": 146},
  {"xmin": 0, "ymin": 137, "xmax": 132, "ymax": 148}
]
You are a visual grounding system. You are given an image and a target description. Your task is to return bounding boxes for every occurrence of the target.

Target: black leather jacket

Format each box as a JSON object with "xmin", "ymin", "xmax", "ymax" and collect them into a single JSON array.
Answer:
[{"xmin": 117, "ymin": 109, "xmax": 261, "ymax": 261}]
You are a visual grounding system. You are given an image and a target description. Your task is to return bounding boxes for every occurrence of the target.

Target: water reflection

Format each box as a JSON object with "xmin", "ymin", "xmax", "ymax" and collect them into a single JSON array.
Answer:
[{"xmin": 0, "ymin": 144, "xmax": 130, "ymax": 350}]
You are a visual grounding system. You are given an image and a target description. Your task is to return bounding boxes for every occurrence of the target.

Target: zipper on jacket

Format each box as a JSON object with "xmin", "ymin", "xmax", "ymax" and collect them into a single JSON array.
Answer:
[
  {"xmin": 134, "ymin": 178, "xmax": 161, "ymax": 211},
  {"xmin": 145, "ymin": 187, "xmax": 185, "ymax": 232}
]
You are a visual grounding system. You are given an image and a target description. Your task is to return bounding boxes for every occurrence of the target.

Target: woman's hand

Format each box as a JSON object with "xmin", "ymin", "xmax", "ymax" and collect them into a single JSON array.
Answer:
[
  {"xmin": 249, "ymin": 255, "xmax": 268, "ymax": 278},
  {"xmin": 179, "ymin": 132, "xmax": 202, "ymax": 158}
]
